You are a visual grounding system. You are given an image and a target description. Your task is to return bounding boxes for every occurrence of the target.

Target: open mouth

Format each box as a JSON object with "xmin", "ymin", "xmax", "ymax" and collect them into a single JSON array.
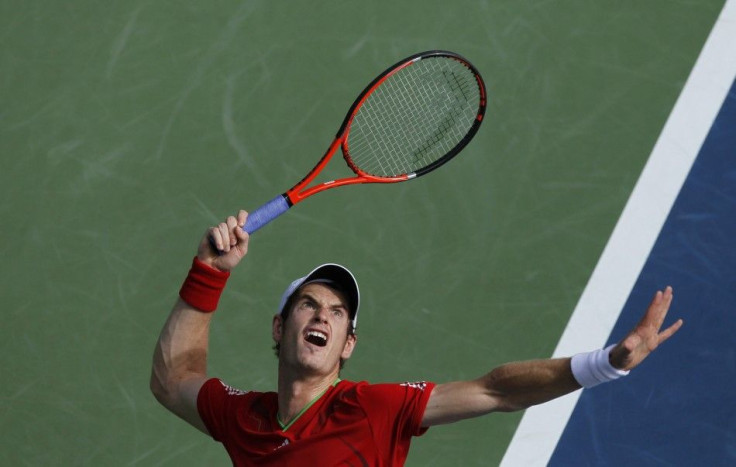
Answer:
[{"xmin": 305, "ymin": 330, "xmax": 328, "ymax": 347}]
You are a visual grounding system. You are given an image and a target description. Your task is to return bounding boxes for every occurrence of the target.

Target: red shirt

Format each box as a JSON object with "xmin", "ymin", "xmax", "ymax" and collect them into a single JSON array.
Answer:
[{"xmin": 197, "ymin": 378, "xmax": 436, "ymax": 466}]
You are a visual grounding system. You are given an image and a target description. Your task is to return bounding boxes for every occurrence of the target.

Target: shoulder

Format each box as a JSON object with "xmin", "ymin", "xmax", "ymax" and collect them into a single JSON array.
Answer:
[
  {"xmin": 197, "ymin": 379, "xmax": 278, "ymax": 441},
  {"xmin": 334, "ymin": 380, "xmax": 436, "ymax": 438},
  {"xmin": 336, "ymin": 380, "xmax": 435, "ymax": 403},
  {"xmin": 198, "ymin": 378, "xmax": 275, "ymax": 409},
  {"xmin": 211, "ymin": 378, "xmax": 250, "ymax": 396},
  {"xmin": 350, "ymin": 380, "xmax": 433, "ymax": 392}
]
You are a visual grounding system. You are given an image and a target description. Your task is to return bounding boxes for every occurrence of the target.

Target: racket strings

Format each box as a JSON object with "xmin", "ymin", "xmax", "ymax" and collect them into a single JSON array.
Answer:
[{"xmin": 347, "ymin": 57, "xmax": 481, "ymax": 177}]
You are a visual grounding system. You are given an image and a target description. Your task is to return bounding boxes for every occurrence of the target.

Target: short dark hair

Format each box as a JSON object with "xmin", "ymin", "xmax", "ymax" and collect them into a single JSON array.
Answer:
[{"xmin": 272, "ymin": 283, "xmax": 356, "ymax": 369}]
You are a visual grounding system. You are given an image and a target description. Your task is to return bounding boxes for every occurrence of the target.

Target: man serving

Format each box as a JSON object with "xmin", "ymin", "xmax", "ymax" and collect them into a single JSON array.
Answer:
[{"xmin": 151, "ymin": 210, "xmax": 683, "ymax": 466}]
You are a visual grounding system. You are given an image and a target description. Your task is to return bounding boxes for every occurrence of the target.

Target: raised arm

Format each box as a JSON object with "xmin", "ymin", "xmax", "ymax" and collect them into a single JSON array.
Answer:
[
  {"xmin": 422, "ymin": 286, "xmax": 683, "ymax": 427},
  {"xmin": 150, "ymin": 210, "xmax": 249, "ymax": 433}
]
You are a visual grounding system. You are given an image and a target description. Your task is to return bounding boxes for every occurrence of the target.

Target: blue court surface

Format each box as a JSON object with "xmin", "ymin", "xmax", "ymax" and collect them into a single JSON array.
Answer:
[
  {"xmin": 504, "ymin": 3, "xmax": 736, "ymax": 464},
  {"xmin": 552, "ymin": 75, "xmax": 736, "ymax": 467}
]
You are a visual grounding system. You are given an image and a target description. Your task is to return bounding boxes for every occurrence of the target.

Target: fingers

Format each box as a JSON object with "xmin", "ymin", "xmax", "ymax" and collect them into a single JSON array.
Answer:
[
  {"xmin": 208, "ymin": 225, "xmax": 225, "ymax": 253},
  {"xmin": 661, "ymin": 286, "xmax": 673, "ymax": 310},
  {"xmin": 225, "ymin": 215, "xmax": 240, "ymax": 248},
  {"xmin": 642, "ymin": 286, "xmax": 674, "ymax": 330},
  {"xmin": 658, "ymin": 318, "xmax": 683, "ymax": 344},
  {"xmin": 206, "ymin": 211, "xmax": 249, "ymax": 254},
  {"xmin": 644, "ymin": 285, "xmax": 682, "ymax": 346},
  {"xmin": 209, "ymin": 221, "xmax": 233, "ymax": 253},
  {"xmin": 233, "ymin": 217, "xmax": 250, "ymax": 262},
  {"xmin": 234, "ymin": 210, "xmax": 249, "ymax": 243}
]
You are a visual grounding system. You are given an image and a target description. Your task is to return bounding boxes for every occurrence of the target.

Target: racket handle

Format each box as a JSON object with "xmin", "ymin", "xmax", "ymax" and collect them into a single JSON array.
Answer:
[{"xmin": 243, "ymin": 194, "xmax": 291, "ymax": 234}]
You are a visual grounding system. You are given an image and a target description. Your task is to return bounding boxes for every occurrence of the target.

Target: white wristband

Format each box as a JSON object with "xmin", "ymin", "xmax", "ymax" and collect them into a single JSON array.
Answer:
[{"xmin": 571, "ymin": 345, "xmax": 630, "ymax": 388}]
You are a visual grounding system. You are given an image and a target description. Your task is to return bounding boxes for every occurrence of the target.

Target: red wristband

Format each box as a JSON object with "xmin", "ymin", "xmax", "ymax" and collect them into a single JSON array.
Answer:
[{"xmin": 179, "ymin": 257, "xmax": 230, "ymax": 312}]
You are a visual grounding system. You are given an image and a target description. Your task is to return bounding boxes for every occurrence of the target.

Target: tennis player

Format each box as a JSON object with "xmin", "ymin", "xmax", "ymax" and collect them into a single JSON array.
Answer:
[{"xmin": 151, "ymin": 210, "xmax": 683, "ymax": 466}]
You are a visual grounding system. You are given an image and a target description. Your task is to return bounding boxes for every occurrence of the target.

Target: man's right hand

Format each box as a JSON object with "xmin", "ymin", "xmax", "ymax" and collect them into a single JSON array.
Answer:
[{"xmin": 198, "ymin": 209, "xmax": 250, "ymax": 272}]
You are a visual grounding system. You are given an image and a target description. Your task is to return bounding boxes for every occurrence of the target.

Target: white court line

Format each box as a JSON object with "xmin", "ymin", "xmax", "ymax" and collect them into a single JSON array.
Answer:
[{"xmin": 501, "ymin": 1, "xmax": 736, "ymax": 466}]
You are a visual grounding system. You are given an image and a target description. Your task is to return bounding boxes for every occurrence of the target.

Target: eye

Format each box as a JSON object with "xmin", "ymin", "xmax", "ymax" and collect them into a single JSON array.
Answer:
[{"xmin": 331, "ymin": 308, "xmax": 344, "ymax": 318}]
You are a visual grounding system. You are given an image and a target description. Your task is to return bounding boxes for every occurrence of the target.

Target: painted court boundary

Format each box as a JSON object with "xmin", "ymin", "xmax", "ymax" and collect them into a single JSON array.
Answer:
[{"xmin": 501, "ymin": 1, "xmax": 736, "ymax": 465}]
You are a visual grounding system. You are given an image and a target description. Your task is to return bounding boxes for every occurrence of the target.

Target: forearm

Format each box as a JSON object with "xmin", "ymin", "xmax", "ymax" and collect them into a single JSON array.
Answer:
[
  {"xmin": 482, "ymin": 358, "xmax": 580, "ymax": 412},
  {"xmin": 151, "ymin": 252, "xmax": 231, "ymax": 400},
  {"xmin": 423, "ymin": 357, "xmax": 581, "ymax": 426}
]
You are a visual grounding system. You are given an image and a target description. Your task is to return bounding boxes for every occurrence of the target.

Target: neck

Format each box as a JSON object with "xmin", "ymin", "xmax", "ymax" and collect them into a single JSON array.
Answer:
[{"xmin": 276, "ymin": 365, "xmax": 340, "ymax": 428}]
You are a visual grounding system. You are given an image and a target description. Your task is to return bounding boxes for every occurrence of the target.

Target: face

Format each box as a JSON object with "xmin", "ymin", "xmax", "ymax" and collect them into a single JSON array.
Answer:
[{"xmin": 273, "ymin": 283, "xmax": 357, "ymax": 376}]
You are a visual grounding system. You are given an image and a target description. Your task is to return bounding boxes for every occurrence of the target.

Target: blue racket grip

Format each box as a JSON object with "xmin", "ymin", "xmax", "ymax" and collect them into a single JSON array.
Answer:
[{"xmin": 243, "ymin": 194, "xmax": 291, "ymax": 234}]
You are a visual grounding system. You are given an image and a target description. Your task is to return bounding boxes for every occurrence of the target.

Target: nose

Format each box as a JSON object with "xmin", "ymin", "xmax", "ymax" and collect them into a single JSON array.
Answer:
[{"xmin": 312, "ymin": 306, "xmax": 329, "ymax": 323}]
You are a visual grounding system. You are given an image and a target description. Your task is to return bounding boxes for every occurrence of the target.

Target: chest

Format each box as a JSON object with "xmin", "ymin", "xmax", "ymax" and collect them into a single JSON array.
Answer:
[{"xmin": 233, "ymin": 394, "xmax": 384, "ymax": 464}]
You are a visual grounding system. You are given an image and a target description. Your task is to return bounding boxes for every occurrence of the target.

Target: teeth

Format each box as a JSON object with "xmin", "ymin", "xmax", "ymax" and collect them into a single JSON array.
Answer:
[
  {"xmin": 307, "ymin": 331, "xmax": 327, "ymax": 341},
  {"xmin": 306, "ymin": 331, "xmax": 328, "ymax": 347}
]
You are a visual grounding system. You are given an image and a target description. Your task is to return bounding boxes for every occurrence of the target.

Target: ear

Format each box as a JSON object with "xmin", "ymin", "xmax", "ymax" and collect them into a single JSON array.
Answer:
[
  {"xmin": 272, "ymin": 314, "xmax": 283, "ymax": 343},
  {"xmin": 341, "ymin": 333, "xmax": 357, "ymax": 360}
]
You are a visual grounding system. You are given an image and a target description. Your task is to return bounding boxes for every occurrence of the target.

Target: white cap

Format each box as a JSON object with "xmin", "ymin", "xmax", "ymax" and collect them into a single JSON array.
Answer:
[{"xmin": 277, "ymin": 263, "xmax": 360, "ymax": 329}]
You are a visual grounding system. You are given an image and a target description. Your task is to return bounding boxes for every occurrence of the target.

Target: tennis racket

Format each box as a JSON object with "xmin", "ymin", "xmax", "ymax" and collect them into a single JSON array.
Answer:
[{"xmin": 242, "ymin": 50, "xmax": 486, "ymax": 234}]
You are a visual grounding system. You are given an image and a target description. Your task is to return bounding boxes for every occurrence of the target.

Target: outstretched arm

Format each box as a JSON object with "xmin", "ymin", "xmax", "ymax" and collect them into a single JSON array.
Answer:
[
  {"xmin": 150, "ymin": 210, "xmax": 249, "ymax": 433},
  {"xmin": 421, "ymin": 286, "xmax": 683, "ymax": 427}
]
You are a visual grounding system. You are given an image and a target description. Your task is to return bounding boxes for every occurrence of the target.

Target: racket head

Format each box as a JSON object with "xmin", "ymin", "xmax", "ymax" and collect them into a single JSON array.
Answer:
[{"xmin": 339, "ymin": 50, "xmax": 487, "ymax": 180}]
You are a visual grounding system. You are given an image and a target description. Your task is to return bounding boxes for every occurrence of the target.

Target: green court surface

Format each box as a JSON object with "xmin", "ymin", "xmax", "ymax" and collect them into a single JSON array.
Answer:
[{"xmin": 0, "ymin": 1, "xmax": 725, "ymax": 465}]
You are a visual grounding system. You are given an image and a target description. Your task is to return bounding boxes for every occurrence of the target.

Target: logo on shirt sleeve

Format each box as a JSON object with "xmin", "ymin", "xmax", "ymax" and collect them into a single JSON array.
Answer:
[
  {"xmin": 400, "ymin": 381, "xmax": 428, "ymax": 391},
  {"xmin": 219, "ymin": 380, "xmax": 249, "ymax": 396}
]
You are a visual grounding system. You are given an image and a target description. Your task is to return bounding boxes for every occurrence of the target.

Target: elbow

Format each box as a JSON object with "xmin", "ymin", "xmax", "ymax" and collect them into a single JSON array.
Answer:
[
  {"xmin": 150, "ymin": 370, "xmax": 169, "ymax": 405},
  {"xmin": 484, "ymin": 367, "xmax": 529, "ymax": 413},
  {"xmin": 150, "ymin": 346, "xmax": 208, "ymax": 412},
  {"xmin": 150, "ymin": 365, "xmax": 179, "ymax": 409}
]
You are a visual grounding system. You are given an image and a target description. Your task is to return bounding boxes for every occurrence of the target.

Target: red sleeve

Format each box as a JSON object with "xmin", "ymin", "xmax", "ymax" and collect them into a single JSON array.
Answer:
[
  {"xmin": 197, "ymin": 378, "xmax": 250, "ymax": 441},
  {"xmin": 356, "ymin": 381, "xmax": 436, "ymax": 440}
]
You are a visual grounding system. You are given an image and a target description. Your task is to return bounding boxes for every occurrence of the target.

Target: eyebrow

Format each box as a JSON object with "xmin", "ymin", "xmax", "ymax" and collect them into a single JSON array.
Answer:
[{"xmin": 297, "ymin": 291, "xmax": 348, "ymax": 313}]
